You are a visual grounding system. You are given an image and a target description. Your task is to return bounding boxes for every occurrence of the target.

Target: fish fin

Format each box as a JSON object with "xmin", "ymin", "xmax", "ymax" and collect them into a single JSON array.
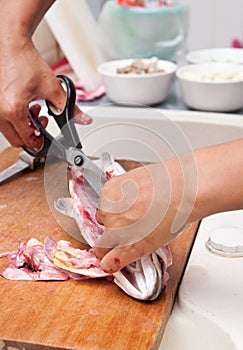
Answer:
[
  {"xmin": 101, "ymin": 152, "xmax": 125, "ymax": 175},
  {"xmin": 54, "ymin": 198, "xmax": 90, "ymax": 244},
  {"xmin": 54, "ymin": 198, "xmax": 75, "ymax": 218},
  {"xmin": 101, "ymin": 152, "xmax": 114, "ymax": 169}
]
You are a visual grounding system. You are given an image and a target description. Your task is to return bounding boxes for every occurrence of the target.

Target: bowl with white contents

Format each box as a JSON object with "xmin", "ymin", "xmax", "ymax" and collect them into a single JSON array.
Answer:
[
  {"xmin": 186, "ymin": 48, "xmax": 243, "ymax": 65},
  {"xmin": 97, "ymin": 57, "xmax": 177, "ymax": 106},
  {"xmin": 176, "ymin": 63, "xmax": 243, "ymax": 112}
]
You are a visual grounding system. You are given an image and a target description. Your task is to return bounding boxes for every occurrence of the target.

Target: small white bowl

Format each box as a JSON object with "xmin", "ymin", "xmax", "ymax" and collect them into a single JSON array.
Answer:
[
  {"xmin": 186, "ymin": 48, "xmax": 243, "ymax": 65},
  {"xmin": 176, "ymin": 63, "xmax": 243, "ymax": 112},
  {"xmin": 97, "ymin": 58, "xmax": 177, "ymax": 106}
]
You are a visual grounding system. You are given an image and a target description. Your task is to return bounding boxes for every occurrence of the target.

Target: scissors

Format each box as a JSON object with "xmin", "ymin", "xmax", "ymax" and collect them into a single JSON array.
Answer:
[{"xmin": 22, "ymin": 74, "xmax": 107, "ymax": 196}]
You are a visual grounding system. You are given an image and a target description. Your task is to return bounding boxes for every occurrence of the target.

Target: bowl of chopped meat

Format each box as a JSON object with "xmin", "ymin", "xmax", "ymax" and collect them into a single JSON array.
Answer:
[{"xmin": 97, "ymin": 57, "xmax": 177, "ymax": 106}]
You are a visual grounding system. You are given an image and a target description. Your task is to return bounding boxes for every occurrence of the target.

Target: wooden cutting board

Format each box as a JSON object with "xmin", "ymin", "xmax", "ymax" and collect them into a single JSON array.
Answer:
[{"xmin": 0, "ymin": 147, "xmax": 199, "ymax": 350}]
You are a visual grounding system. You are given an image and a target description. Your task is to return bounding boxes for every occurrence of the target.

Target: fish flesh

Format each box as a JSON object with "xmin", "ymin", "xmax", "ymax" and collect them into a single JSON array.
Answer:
[
  {"xmin": 55, "ymin": 152, "xmax": 172, "ymax": 300},
  {"xmin": 0, "ymin": 238, "xmax": 69, "ymax": 281},
  {"xmin": 0, "ymin": 153, "xmax": 172, "ymax": 301}
]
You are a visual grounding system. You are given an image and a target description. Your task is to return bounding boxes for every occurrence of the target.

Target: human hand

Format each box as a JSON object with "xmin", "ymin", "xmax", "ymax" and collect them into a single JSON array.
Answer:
[
  {"xmin": 0, "ymin": 37, "xmax": 91, "ymax": 149},
  {"xmin": 95, "ymin": 139, "xmax": 243, "ymax": 274},
  {"xmin": 94, "ymin": 159, "xmax": 193, "ymax": 273}
]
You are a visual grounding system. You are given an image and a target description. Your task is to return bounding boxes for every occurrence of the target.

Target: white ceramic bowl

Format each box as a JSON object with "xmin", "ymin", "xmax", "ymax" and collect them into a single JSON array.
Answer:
[
  {"xmin": 186, "ymin": 48, "xmax": 243, "ymax": 65},
  {"xmin": 97, "ymin": 59, "xmax": 177, "ymax": 106},
  {"xmin": 176, "ymin": 63, "xmax": 243, "ymax": 112}
]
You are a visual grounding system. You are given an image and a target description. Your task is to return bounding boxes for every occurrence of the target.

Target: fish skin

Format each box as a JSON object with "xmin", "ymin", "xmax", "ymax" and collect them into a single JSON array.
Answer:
[
  {"xmin": 55, "ymin": 152, "xmax": 173, "ymax": 300},
  {"xmin": 0, "ymin": 153, "xmax": 172, "ymax": 300}
]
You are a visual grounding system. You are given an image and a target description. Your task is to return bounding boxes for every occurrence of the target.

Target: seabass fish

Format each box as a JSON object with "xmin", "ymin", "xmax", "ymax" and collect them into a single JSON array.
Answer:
[
  {"xmin": 55, "ymin": 152, "xmax": 172, "ymax": 300},
  {"xmin": 0, "ymin": 153, "xmax": 172, "ymax": 301}
]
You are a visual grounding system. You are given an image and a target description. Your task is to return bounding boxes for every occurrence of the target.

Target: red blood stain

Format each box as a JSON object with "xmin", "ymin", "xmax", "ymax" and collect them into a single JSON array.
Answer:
[{"xmin": 114, "ymin": 257, "xmax": 121, "ymax": 268}]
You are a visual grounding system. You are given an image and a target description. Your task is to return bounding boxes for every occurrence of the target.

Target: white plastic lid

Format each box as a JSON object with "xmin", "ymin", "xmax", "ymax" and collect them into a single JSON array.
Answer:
[{"xmin": 206, "ymin": 226, "xmax": 243, "ymax": 257}]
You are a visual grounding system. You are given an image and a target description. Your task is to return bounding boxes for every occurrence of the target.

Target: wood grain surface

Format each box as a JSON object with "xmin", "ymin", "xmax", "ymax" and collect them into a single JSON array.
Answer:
[{"xmin": 0, "ymin": 147, "xmax": 199, "ymax": 350}]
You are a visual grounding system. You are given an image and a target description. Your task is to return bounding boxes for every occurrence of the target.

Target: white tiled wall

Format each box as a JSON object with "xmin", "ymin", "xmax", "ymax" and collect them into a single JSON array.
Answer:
[
  {"xmin": 36, "ymin": 0, "xmax": 243, "ymax": 60},
  {"xmin": 186, "ymin": 0, "xmax": 243, "ymax": 50},
  {"xmin": 3, "ymin": 0, "xmax": 242, "ymax": 66},
  {"xmin": 2, "ymin": 0, "xmax": 242, "ymax": 70},
  {"xmin": 87, "ymin": 0, "xmax": 243, "ymax": 51}
]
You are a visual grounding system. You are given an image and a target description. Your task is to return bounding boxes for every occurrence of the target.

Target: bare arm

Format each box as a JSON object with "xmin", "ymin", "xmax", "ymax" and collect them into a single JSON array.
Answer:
[
  {"xmin": 94, "ymin": 138, "xmax": 243, "ymax": 273},
  {"xmin": 189, "ymin": 138, "xmax": 243, "ymax": 219},
  {"xmin": 0, "ymin": 0, "xmax": 55, "ymax": 37},
  {"xmin": 0, "ymin": 0, "xmax": 89, "ymax": 148}
]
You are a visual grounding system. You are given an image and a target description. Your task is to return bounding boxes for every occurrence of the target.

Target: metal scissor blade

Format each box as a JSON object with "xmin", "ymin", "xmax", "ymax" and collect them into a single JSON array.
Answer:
[
  {"xmin": 0, "ymin": 150, "xmax": 45, "ymax": 185},
  {"xmin": 65, "ymin": 148, "xmax": 107, "ymax": 196},
  {"xmin": 0, "ymin": 159, "xmax": 30, "ymax": 184},
  {"xmin": 81, "ymin": 161, "xmax": 107, "ymax": 197}
]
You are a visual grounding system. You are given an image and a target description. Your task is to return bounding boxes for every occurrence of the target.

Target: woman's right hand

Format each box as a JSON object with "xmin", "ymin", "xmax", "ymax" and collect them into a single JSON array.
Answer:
[
  {"xmin": 0, "ymin": 0, "xmax": 93, "ymax": 149},
  {"xmin": 0, "ymin": 36, "xmax": 69, "ymax": 148}
]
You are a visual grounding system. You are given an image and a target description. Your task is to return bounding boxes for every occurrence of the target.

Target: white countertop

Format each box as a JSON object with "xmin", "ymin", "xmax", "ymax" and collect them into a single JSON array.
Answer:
[{"xmin": 161, "ymin": 210, "xmax": 243, "ymax": 349}]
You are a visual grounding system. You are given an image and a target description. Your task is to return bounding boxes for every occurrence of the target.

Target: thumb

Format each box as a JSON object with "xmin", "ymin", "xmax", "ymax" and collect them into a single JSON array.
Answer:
[
  {"xmin": 99, "ymin": 248, "xmax": 124, "ymax": 274},
  {"xmin": 99, "ymin": 245, "xmax": 142, "ymax": 274}
]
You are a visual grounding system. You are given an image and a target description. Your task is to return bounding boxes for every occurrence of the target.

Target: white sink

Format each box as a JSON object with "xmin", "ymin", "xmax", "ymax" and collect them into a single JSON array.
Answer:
[
  {"xmin": 1, "ymin": 106, "xmax": 243, "ymax": 155},
  {"xmin": 74, "ymin": 106, "xmax": 243, "ymax": 162}
]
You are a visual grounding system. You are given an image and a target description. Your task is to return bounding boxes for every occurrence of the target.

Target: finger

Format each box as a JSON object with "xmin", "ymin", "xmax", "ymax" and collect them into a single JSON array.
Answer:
[
  {"xmin": 29, "ymin": 104, "xmax": 48, "ymax": 129},
  {"xmin": 74, "ymin": 111, "xmax": 92, "ymax": 125},
  {"xmin": 95, "ymin": 208, "xmax": 103, "ymax": 225},
  {"xmin": 30, "ymin": 104, "xmax": 41, "ymax": 116},
  {"xmin": 95, "ymin": 229, "xmax": 147, "ymax": 273},
  {"xmin": 13, "ymin": 115, "xmax": 42, "ymax": 148},
  {"xmin": 38, "ymin": 116, "xmax": 48, "ymax": 128},
  {"xmin": 0, "ymin": 101, "xmax": 43, "ymax": 148},
  {"xmin": 45, "ymin": 77, "xmax": 68, "ymax": 112},
  {"xmin": 21, "ymin": 106, "xmax": 48, "ymax": 150},
  {"xmin": 0, "ymin": 120, "xmax": 24, "ymax": 147},
  {"xmin": 99, "ymin": 244, "xmax": 144, "ymax": 273},
  {"xmin": 45, "ymin": 78, "xmax": 92, "ymax": 125},
  {"xmin": 94, "ymin": 246, "xmax": 111, "ymax": 260},
  {"xmin": 25, "ymin": 105, "xmax": 46, "ymax": 148}
]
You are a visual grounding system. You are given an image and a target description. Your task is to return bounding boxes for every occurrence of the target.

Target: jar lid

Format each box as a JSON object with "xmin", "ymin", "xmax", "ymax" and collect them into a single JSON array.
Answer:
[{"xmin": 206, "ymin": 226, "xmax": 243, "ymax": 257}]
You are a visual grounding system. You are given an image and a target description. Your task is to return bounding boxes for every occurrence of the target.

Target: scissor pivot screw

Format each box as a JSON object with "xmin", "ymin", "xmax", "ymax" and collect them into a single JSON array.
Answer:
[{"xmin": 74, "ymin": 155, "xmax": 84, "ymax": 166}]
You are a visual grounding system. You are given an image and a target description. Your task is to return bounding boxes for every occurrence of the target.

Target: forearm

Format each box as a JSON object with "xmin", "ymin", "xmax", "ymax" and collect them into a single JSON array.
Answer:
[
  {"xmin": 0, "ymin": 0, "xmax": 55, "ymax": 39},
  {"xmin": 95, "ymin": 138, "xmax": 243, "ymax": 272},
  {"xmin": 189, "ymin": 138, "xmax": 243, "ymax": 223}
]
